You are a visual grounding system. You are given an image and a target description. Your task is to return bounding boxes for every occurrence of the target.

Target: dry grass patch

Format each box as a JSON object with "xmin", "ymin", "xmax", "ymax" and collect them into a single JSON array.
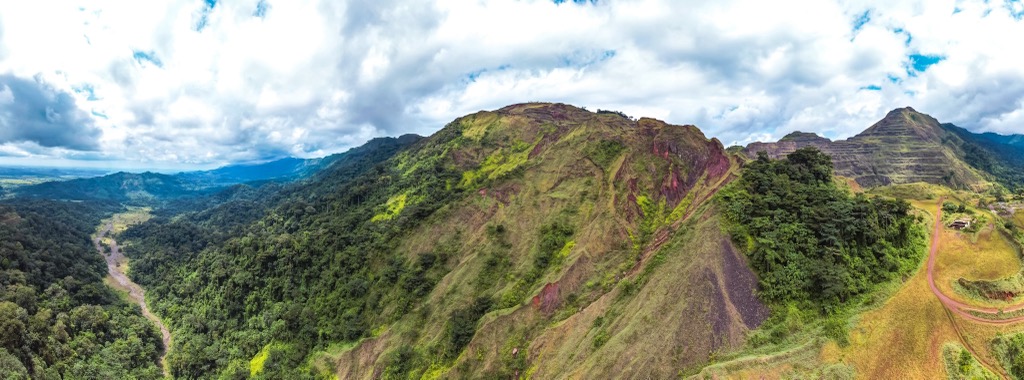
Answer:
[{"xmin": 934, "ymin": 223, "xmax": 1021, "ymax": 307}]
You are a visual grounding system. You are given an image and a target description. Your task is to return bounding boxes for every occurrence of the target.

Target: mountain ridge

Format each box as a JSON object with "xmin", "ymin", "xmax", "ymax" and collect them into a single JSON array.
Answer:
[{"xmin": 743, "ymin": 107, "xmax": 998, "ymax": 189}]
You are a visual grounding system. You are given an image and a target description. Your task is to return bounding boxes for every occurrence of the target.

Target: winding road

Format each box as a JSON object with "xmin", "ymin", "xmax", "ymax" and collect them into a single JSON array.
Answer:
[
  {"xmin": 926, "ymin": 198, "xmax": 1024, "ymax": 324},
  {"xmin": 95, "ymin": 222, "xmax": 171, "ymax": 377}
]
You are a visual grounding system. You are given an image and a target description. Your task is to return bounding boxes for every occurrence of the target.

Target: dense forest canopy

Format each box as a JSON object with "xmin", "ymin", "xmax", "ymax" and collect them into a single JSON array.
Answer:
[
  {"xmin": 718, "ymin": 147, "xmax": 926, "ymax": 311},
  {"xmin": 120, "ymin": 134, "xmax": 445, "ymax": 378},
  {"xmin": 0, "ymin": 199, "xmax": 162, "ymax": 379}
]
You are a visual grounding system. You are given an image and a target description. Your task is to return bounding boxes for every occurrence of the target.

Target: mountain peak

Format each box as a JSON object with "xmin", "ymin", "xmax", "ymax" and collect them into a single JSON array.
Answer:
[
  {"xmin": 857, "ymin": 107, "xmax": 943, "ymax": 142},
  {"xmin": 743, "ymin": 107, "xmax": 988, "ymax": 188},
  {"xmin": 886, "ymin": 106, "xmax": 918, "ymax": 116},
  {"xmin": 779, "ymin": 131, "xmax": 831, "ymax": 143}
]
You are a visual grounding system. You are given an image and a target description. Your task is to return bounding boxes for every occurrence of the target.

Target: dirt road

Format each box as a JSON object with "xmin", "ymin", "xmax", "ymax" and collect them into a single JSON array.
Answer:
[
  {"xmin": 95, "ymin": 223, "xmax": 172, "ymax": 377},
  {"xmin": 926, "ymin": 199, "xmax": 1024, "ymax": 324}
]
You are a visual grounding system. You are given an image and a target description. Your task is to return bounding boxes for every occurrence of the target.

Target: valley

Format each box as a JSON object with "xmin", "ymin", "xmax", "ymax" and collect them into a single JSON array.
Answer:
[
  {"xmin": 94, "ymin": 211, "xmax": 172, "ymax": 377},
  {"xmin": 4, "ymin": 104, "xmax": 1024, "ymax": 378}
]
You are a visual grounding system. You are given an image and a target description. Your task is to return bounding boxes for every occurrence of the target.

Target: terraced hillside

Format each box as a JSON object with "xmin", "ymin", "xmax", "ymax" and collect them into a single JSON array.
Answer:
[{"xmin": 744, "ymin": 107, "xmax": 989, "ymax": 189}]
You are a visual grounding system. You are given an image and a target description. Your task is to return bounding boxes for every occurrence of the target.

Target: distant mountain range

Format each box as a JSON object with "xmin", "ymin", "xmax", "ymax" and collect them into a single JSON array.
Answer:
[
  {"xmin": 9, "ymin": 135, "xmax": 423, "ymax": 204},
  {"xmin": 743, "ymin": 107, "xmax": 1024, "ymax": 190}
]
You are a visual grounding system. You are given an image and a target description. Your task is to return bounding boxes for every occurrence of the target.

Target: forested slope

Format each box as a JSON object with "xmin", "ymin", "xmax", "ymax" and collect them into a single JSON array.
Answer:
[{"xmin": 0, "ymin": 199, "xmax": 163, "ymax": 378}]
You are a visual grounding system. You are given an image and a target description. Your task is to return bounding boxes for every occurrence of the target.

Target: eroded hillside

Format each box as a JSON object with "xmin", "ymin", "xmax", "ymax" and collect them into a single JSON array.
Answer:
[
  {"xmin": 119, "ymin": 103, "xmax": 772, "ymax": 378},
  {"xmin": 744, "ymin": 107, "xmax": 989, "ymax": 189},
  {"xmin": 326, "ymin": 103, "xmax": 767, "ymax": 378}
]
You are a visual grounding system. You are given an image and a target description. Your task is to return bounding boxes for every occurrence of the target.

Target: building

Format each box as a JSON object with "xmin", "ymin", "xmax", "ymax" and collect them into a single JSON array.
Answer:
[{"xmin": 949, "ymin": 218, "xmax": 972, "ymax": 230}]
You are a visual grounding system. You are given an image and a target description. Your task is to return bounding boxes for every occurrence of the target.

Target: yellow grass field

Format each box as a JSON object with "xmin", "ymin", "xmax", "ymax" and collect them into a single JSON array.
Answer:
[
  {"xmin": 830, "ymin": 198, "xmax": 956, "ymax": 378},
  {"xmin": 934, "ymin": 222, "xmax": 1020, "ymax": 307},
  {"xmin": 834, "ymin": 197, "xmax": 1024, "ymax": 378}
]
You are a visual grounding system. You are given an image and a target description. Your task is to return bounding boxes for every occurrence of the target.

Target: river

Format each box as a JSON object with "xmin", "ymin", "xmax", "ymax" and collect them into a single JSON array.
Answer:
[{"xmin": 94, "ymin": 222, "xmax": 172, "ymax": 377}]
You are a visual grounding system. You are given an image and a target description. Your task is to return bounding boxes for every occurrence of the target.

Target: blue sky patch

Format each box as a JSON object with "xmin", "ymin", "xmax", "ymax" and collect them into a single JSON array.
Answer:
[
  {"xmin": 91, "ymin": 110, "xmax": 109, "ymax": 119},
  {"xmin": 73, "ymin": 84, "xmax": 99, "ymax": 101},
  {"xmin": 908, "ymin": 54, "xmax": 944, "ymax": 72},
  {"xmin": 463, "ymin": 64, "xmax": 512, "ymax": 83},
  {"xmin": 196, "ymin": 0, "xmax": 218, "ymax": 31},
  {"xmin": 893, "ymin": 27, "xmax": 912, "ymax": 45},
  {"xmin": 254, "ymin": 0, "xmax": 269, "ymax": 18},
  {"xmin": 559, "ymin": 50, "xmax": 615, "ymax": 68},
  {"xmin": 860, "ymin": 84, "xmax": 882, "ymax": 91},
  {"xmin": 1008, "ymin": 0, "xmax": 1024, "ymax": 20},
  {"xmin": 132, "ymin": 50, "xmax": 163, "ymax": 68},
  {"xmin": 852, "ymin": 11, "xmax": 871, "ymax": 33}
]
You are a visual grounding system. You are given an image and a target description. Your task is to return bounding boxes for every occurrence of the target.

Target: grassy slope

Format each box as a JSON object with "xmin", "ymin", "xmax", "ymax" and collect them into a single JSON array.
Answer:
[{"xmin": 321, "ymin": 103, "xmax": 766, "ymax": 378}]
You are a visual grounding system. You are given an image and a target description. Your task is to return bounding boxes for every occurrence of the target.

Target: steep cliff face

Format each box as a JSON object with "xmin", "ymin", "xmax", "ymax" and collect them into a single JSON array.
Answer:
[{"xmin": 744, "ymin": 107, "xmax": 989, "ymax": 189}]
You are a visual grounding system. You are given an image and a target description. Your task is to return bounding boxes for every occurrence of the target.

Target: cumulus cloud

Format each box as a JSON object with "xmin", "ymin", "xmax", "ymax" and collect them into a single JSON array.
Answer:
[
  {"xmin": 0, "ymin": 0, "xmax": 1022, "ymax": 169},
  {"xmin": 0, "ymin": 74, "xmax": 102, "ymax": 150}
]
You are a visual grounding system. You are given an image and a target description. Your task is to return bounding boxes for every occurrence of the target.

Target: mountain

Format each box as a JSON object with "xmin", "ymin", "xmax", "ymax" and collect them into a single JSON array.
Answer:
[
  {"xmin": 174, "ymin": 137, "xmax": 424, "ymax": 188},
  {"xmin": 10, "ymin": 136, "xmax": 425, "ymax": 205},
  {"xmin": 0, "ymin": 166, "xmax": 111, "ymax": 180},
  {"xmin": 744, "ymin": 107, "xmax": 991, "ymax": 189},
  {"xmin": 176, "ymin": 157, "xmax": 327, "ymax": 188},
  {"xmin": 118, "ymin": 103, "xmax": 777, "ymax": 378},
  {"xmin": 941, "ymin": 123, "xmax": 1024, "ymax": 190},
  {"xmin": 13, "ymin": 171, "xmax": 198, "ymax": 204}
]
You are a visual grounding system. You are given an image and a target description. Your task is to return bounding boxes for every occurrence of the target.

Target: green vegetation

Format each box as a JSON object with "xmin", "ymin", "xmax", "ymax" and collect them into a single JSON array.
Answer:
[
  {"xmin": 443, "ymin": 296, "xmax": 492, "ymax": 359},
  {"xmin": 719, "ymin": 148, "xmax": 925, "ymax": 310},
  {"xmin": 942, "ymin": 344, "xmax": 997, "ymax": 380},
  {"xmin": 120, "ymin": 135, "xmax": 443, "ymax": 378},
  {"xmin": 944, "ymin": 123, "xmax": 1024, "ymax": 191},
  {"xmin": 0, "ymin": 199, "xmax": 162, "ymax": 378},
  {"xmin": 459, "ymin": 139, "xmax": 533, "ymax": 189},
  {"xmin": 498, "ymin": 217, "xmax": 575, "ymax": 308},
  {"xmin": 993, "ymin": 333, "xmax": 1024, "ymax": 379},
  {"xmin": 583, "ymin": 139, "xmax": 625, "ymax": 169}
]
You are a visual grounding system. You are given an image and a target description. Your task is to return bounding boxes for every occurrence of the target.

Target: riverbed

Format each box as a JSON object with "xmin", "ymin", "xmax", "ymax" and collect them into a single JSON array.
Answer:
[{"xmin": 94, "ymin": 222, "xmax": 172, "ymax": 377}]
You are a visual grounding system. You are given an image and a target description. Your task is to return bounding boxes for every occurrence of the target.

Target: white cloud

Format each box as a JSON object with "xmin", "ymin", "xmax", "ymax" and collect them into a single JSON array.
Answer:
[{"xmin": 0, "ymin": 0, "xmax": 1022, "ymax": 169}]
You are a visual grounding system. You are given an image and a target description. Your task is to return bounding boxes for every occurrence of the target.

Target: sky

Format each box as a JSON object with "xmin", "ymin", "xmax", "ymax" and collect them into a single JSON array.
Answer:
[{"xmin": 0, "ymin": 0, "xmax": 1023, "ymax": 171}]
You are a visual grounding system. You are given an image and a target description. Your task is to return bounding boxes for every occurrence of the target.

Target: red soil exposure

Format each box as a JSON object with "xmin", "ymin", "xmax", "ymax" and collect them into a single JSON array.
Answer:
[
  {"xmin": 528, "ymin": 138, "xmax": 547, "ymax": 159},
  {"xmin": 957, "ymin": 280, "xmax": 1019, "ymax": 302},
  {"xmin": 532, "ymin": 282, "xmax": 561, "ymax": 314},
  {"xmin": 992, "ymin": 291, "xmax": 1018, "ymax": 302},
  {"xmin": 719, "ymin": 239, "xmax": 770, "ymax": 329},
  {"xmin": 658, "ymin": 167, "xmax": 686, "ymax": 207},
  {"xmin": 651, "ymin": 138, "xmax": 732, "ymax": 210},
  {"xmin": 703, "ymin": 143, "xmax": 732, "ymax": 180}
]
